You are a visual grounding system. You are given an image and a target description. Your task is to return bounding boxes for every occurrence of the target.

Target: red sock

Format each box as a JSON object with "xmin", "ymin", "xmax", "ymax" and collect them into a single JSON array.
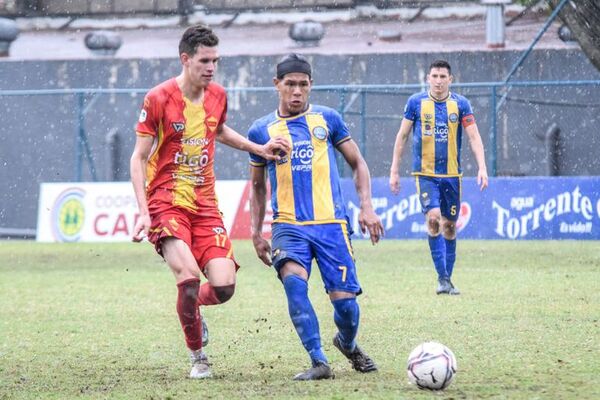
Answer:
[
  {"xmin": 176, "ymin": 278, "xmax": 202, "ymax": 351},
  {"xmin": 197, "ymin": 283, "xmax": 222, "ymax": 306}
]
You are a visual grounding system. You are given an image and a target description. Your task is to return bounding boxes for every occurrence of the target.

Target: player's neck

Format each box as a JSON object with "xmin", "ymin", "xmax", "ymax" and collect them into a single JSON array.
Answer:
[
  {"xmin": 277, "ymin": 104, "xmax": 309, "ymax": 118},
  {"xmin": 429, "ymin": 91, "xmax": 450, "ymax": 102},
  {"xmin": 176, "ymin": 74, "xmax": 205, "ymax": 104}
]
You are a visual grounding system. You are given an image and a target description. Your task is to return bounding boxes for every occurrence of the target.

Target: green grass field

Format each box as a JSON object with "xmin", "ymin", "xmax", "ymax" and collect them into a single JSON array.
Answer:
[{"xmin": 1, "ymin": 240, "xmax": 599, "ymax": 399}]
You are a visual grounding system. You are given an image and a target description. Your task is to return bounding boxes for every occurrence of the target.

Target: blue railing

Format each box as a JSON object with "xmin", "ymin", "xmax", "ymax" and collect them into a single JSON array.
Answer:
[{"xmin": 2, "ymin": 79, "xmax": 600, "ymax": 180}]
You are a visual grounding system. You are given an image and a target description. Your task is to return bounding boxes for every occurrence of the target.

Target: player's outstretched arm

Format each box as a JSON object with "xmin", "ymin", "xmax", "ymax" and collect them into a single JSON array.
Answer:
[
  {"xmin": 249, "ymin": 166, "xmax": 272, "ymax": 266},
  {"xmin": 464, "ymin": 124, "xmax": 489, "ymax": 191},
  {"xmin": 130, "ymin": 134, "xmax": 154, "ymax": 242},
  {"xmin": 389, "ymin": 118, "xmax": 413, "ymax": 195},
  {"xmin": 338, "ymin": 139, "xmax": 384, "ymax": 245},
  {"xmin": 217, "ymin": 124, "xmax": 290, "ymax": 161}
]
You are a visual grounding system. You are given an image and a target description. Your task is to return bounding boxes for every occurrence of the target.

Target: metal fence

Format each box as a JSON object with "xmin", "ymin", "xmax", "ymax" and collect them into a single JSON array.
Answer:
[{"xmin": 2, "ymin": 79, "xmax": 600, "ymax": 180}]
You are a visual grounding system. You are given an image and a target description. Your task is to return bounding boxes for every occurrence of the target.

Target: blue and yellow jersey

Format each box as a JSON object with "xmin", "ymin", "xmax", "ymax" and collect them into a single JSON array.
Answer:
[
  {"xmin": 404, "ymin": 91, "xmax": 475, "ymax": 177},
  {"xmin": 248, "ymin": 105, "xmax": 351, "ymax": 225}
]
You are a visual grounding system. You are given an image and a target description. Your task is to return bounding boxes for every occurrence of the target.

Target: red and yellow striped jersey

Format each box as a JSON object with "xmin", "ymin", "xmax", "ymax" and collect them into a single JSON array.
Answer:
[{"xmin": 135, "ymin": 78, "xmax": 227, "ymax": 217}]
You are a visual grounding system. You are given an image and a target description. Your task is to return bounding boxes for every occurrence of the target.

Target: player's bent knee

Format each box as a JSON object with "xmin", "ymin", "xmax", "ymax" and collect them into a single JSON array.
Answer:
[
  {"xmin": 427, "ymin": 219, "xmax": 441, "ymax": 235},
  {"xmin": 177, "ymin": 278, "xmax": 200, "ymax": 300},
  {"xmin": 213, "ymin": 284, "xmax": 235, "ymax": 303},
  {"xmin": 443, "ymin": 225, "xmax": 456, "ymax": 238},
  {"xmin": 280, "ymin": 261, "xmax": 308, "ymax": 281},
  {"xmin": 204, "ymin": 258, "xmax": 237, "ymax": 286}
]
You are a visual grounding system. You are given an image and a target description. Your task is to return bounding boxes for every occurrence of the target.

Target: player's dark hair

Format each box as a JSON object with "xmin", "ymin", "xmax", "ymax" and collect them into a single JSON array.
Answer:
[
  {"xmin": 276, "ymin": 53, "xmax": 312, "ymax": 79},
  {"xmin": 429, "ymin": 60, "xmax": 452, "ymax": 75},
  {"xmin": 179, "ymin": 24, "xmax": 219, "ymax": 56}
]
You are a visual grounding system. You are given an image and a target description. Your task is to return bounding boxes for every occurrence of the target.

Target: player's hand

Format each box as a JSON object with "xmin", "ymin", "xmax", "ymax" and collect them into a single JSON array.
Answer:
[
  {"xmin": 389, "ymin": 173, "xmax": 401, "ymax": 195},
  {"xmin": 261, "ymin": 137, "xmax": 291, "ymax": 161},
  {"xmin": 132, "ymin": 214, "xmax": 151, "ymax": 242},
  {"xmin": 477, "ymin": 169, "xmax": 489, "ymax": 191},
  {"xmin": 252, "ymin": 235, "xmax": 272, "ymax": 266},
  {"xmin": 359, "ymin": 207, "xmax": 385, "ymax": 245}
]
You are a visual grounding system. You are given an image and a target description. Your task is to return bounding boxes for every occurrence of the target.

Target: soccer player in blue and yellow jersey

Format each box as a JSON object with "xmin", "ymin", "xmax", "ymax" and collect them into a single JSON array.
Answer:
[
  {"xmin": 130, "ymin": 25, "xmax": 289, "ymax": 379},
  {"xmin": 248, "ymin": 54, "xmax": 384, "ymax": 380},
  {"xmin": 389, "ymin": 60, "xmax": 488, "ymax": 295}
]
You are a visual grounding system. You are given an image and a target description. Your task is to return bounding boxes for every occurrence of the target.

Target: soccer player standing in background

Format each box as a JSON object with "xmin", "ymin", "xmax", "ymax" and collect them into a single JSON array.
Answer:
[
  {"xmin": 130, "ymin": 24, "xmax": 289, "ymax": 379},
  {"xmin": 248, "ymin": 54, "xmax": 384, "ymax": 380},
  {"xmin": 389, "ymin": 60, "xmax": 488, "ymax": 295}
]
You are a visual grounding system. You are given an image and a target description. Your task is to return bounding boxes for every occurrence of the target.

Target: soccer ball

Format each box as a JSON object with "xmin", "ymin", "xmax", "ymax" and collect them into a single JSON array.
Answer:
[{"xmin": 407, "ymin": 341, "xmax": 457, "ymax": 390}]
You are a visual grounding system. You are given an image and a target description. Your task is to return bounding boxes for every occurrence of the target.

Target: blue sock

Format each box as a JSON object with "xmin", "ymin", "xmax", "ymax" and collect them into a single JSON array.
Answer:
[
  {"xmin": 282, "ymin": 275, "xmax": 328, "ymax": 366},
  {"xmin": 428, "ymin": 235, "xmax": 447, "ymax": 280},
  {"xmin": 332, "ymin": 297, "xmax": 360, "ymax": 351},
  {"xmin": 445, "ymin": 238, "xmax": 456, "ymax": 278}
]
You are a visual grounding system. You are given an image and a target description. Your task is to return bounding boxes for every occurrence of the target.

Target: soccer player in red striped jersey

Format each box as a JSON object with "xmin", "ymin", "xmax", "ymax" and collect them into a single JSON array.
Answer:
[
  {"xmin": 130, "ymin": 24, "xmax": 289, "ymax": 379},
  {"xmin": 389, "ymin": 60, "xmax": 488, "ymax": 296}
]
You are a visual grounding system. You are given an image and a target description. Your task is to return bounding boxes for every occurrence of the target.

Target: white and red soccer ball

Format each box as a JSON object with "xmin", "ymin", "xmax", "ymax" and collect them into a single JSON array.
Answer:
[{"xmin": 407, "ymin": 341, "xmax": 457, "ymax": 390}]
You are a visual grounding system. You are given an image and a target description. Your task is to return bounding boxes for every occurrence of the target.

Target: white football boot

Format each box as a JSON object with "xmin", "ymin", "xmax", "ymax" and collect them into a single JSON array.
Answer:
[{"xmin": 189, "ymin": 350, "xmax": 212, "ymax": 379}]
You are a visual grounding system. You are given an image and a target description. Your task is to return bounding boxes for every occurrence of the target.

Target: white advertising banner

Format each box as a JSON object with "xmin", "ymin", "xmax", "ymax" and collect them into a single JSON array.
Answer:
[
  {"xmin": 36, "ymin": 181, "xmax": 248, "ymax": 243},
  {"xmin": 38, "ymin": 177, "xmax": 600, "ymax": 242}
]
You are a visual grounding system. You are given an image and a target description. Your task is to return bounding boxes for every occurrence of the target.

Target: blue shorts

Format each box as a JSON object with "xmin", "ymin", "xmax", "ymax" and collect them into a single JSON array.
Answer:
[
  {"xmin": 271, "ymin": 222, "xmax": 361, "ymax": 294},
  {"xmin": 415, "ymin": 176, "xmax": 461, "ymax": 221}
]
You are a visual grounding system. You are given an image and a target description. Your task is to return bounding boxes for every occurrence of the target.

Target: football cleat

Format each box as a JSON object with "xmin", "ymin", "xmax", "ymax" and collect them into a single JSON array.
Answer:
[
  {"xmin": 436, "ymin": 278, "xmax": 452, "ymax": 295},
  {"xmin": 333, "ymin": 334, "xmax": 378, "ymax": 373},
  {"xmin": 293, "ymin": 361, "xmax": 334, "ymax": 381},
  {"xmin": 189, "ymin": 350, "xmax": 212, "ymax": 379},
  {"xmin": 448, "ymin": 280, "xmax": 461, "ymax": 295},
  {"xmin": 201, "ymin": 317, "xmax": 209, "ymax": 347}
]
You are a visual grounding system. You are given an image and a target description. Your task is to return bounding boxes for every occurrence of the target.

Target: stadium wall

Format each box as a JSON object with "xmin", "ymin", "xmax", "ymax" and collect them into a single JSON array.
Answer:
[
  {"xmin": 0, "ymin": 1, "xmax": 426, "ymax": 17},
  {"xmin": 1, "ymin": 49, "xmax": 600, "ymax": 232}
]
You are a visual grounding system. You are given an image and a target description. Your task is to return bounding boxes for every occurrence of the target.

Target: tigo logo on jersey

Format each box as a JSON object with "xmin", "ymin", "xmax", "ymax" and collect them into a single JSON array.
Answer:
[
  {"xmin": 174, "ymin": 149, "xmax": 209, "ymax": 168},
  {"xmin": 52, "ymin": 188, "xmax": 86, "ymax": 242},
  {"xmin": 434, "ymin": 125, "xmax": 449, "ymax": 142},
  {"xmin": 456, "ymin": 202, "xmax": 471, "ymax": 233},
  {"xmin": 289, "ymin": 140, "xmax": 314, "ymax": 171},
  {"xmin": 312, "ymin": 126, "xmax": 328, "ymax": 140}
]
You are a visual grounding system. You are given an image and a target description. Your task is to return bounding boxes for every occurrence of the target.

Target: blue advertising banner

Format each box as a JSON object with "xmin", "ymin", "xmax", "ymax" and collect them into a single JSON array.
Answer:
[{"xmin": 340, "ymin": 177, "xmax": 600, "ymax": 240}]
